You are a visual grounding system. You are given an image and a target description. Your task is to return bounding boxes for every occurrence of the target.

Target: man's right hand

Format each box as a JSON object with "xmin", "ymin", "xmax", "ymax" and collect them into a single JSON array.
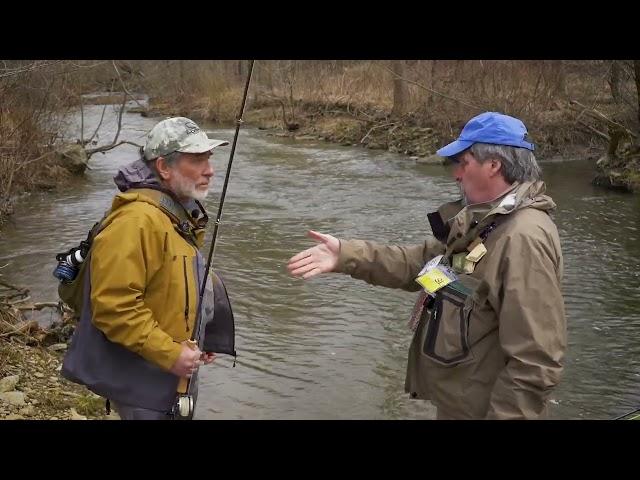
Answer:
[
  {"xmin": 170, "ymin": 341, "xmax": 203, "ymax": 378},
  {"xmin": 287, "ymin": 230, "xmax": 340, "ymax": 280}
]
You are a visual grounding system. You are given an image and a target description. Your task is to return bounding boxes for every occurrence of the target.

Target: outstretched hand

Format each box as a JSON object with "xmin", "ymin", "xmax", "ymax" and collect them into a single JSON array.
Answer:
[{"xmin": 287, "ymin": 230, "xmax": 340, "ymax": 280}]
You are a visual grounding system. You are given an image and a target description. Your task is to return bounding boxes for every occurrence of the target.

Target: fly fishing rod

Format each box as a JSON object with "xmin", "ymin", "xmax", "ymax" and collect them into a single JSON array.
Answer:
[
  {"xmin": 174, "ymin": 59, "xmax": 255, "ymax": 419},
  {"xmin": 200, "ymin": 59, "xmax": 255, "ymax": 303},
  {"xmin": 613, "ymin": 407, "xmax": 640, "ymax": 420}
]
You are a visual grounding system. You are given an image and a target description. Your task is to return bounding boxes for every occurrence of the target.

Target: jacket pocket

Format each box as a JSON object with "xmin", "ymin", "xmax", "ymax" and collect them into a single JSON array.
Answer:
[{"xmin": 422, "ymin": 285, "xmax": 473, "ymax": 366}]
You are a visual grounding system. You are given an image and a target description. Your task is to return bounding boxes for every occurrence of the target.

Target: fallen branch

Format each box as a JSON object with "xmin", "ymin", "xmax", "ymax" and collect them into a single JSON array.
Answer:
[
  {"xmin": 0, "ymin": 320, "xmax": 40, "ymax": 338},
  {"xmin": 577, "ymin": 119, "xmax": 610, "ymax": 141},
  {"xmin": 15, "ymin": 302, "xmax": 61, "ymax": 311},
  {"xmin": 0, "ymin": 280, "xmax": 28, "ymax": 294},
  {"xmin": 1, "ymin": 291, "xmax": 30, "ymax": 301},
  {"xmin": 569, "ymin": 100, "xmax": 637, "ymax": 139},
  {"xmin": 361, "ymin": 122, "xmax": 395, "ymax": 144},
  {"xmin": 1, "ymin": 295, "xmax": 31, "ymax": 306}
]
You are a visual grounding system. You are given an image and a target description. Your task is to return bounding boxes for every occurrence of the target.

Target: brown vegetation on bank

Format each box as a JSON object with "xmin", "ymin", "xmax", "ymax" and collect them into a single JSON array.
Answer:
[
  {"xmin": 128, "ymin": 61, "xmax": 640, "ymax": 183},
  {"xmin": 2, "ymin": 60, "xmax": 640, "ymax": 223},
  {"xmin": 0, "ymin": 61, "xmax": 90, "ymax": 227}
]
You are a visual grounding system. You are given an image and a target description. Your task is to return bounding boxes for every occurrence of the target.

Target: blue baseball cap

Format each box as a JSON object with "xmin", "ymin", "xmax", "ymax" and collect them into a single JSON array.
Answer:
[{"xmin": 436, "ymin": 111, "xmax": 535, "ymax": 158}]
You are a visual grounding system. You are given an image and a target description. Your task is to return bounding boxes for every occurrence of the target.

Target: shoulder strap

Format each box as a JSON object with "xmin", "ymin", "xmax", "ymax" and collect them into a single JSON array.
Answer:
[
  {"xmin": 121, "ymin": 187, "xmax": 203, "ymax": 247},
  {"xmin": 443, "ymin": 211, "xmax": 512, "ymax": 259}
]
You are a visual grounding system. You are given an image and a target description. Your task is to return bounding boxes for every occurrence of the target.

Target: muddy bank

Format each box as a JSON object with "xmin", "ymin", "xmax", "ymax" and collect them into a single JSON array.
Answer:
[
  {"xmin": 592, "ymin": 145, "xmax": 640, "ymax": 193},
  {"xmin": 0, "ymin": 281, "xmax": 114, "ymax": 420},
  {"xmin": 143, "ymin": 97, "xmax": 605, "ymax": 167},
  {"xmin": 253, "ymin": 102, "xmax": 604, "ymax": 160},
  {"xmin": 144, "ymin": 91, "xmax": 640, "ymax": 195}
]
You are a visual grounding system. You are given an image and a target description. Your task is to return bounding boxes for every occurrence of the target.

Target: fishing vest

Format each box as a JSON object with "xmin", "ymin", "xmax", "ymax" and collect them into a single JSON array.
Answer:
[{"xmin": 408, "ymin": 198, "xmax": 510, "ymax": 365}]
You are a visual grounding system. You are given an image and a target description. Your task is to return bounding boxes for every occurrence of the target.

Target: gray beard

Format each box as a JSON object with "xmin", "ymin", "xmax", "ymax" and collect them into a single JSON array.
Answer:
[{"xmin": 169, "ymin": 170, "xmax": 209, "ymax": 201}]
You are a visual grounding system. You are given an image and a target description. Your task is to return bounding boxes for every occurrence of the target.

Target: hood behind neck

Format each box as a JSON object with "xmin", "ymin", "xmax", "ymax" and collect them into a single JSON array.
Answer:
[
  {"xmin": 113, "ymin": 158, "xmax": 160, "ymax": 192},
  {"xmin": 113, "ymin": 158, "xmax": 202, "ymax": 215}
]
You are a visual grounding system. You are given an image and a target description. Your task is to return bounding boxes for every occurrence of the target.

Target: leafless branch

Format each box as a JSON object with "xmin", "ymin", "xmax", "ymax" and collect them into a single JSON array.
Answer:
[
  {"xmin": 87, "ymin": 104, "xmax": 108, "ymax": 144},
  {"xmin": 577, "ymin": 119, "xmax": 610, "ymax": 141},
  {"xmin": 0, "ymin": 60, "xmax": 65, "ymax": 79},
  {"xmin": 381, "ymin": 64, "xmax": 485, "ymax": 111},
  {"xmin": 361, "ymin": 122, "xmax": 395, "ymax": 144},
  {"xmin": 569, "ymin": 100, "xmax": 637, "ymax": 138},
  {"xmin": 85, "ymin": 140, "xmax": 143, "ymax": 157},
  {"xmin": 112, "ymin": 60, "xmax": 146, "ymax": 110}
]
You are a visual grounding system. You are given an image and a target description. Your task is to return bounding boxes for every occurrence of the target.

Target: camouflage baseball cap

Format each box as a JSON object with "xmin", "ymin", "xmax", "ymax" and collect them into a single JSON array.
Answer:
[{"xmin": 143, "ymin": 117, "xmax": 229, "ymax": 160}]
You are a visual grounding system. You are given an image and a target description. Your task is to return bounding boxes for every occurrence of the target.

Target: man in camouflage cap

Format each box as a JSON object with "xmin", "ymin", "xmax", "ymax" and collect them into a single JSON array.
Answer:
[
  {"xmin": 143, "ymin": 116, "xmax": 229, "ymax": 201},
  {"xmin": 62, "ymin": 117, "xmax": 232, "ymax": 420}
]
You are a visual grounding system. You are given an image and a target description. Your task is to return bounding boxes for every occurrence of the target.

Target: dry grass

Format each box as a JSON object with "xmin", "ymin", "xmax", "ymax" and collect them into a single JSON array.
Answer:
[{"xmin": 137, "ymin": 61, "xmax": 638, "ymax": 152}]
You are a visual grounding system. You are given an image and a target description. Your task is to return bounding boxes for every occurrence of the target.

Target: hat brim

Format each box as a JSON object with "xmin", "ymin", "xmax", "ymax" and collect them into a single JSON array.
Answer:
[
  {"xmin": 177, "ymin": 139, "xmax": 229, "ymax": 154},
  {"xmin": 436, "ymin": 139, "xmax": 474, "ymax": 158}
]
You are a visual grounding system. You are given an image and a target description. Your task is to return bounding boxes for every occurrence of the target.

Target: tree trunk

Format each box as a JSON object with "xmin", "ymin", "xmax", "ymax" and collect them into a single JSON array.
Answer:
[
  {"xmin": 391, "ymin": 60, "xmax": 408, "ymax": 117},
  {"xmin": 556, "ymin": 60, "xmax": 568, "ymax": 98},
  {"xmin": 428, "ymin": 60, "xmax": 437, "ymax": 107},
  {"xmin": 179, "ymin": 60, "xmax": 185, "ymax": 96},
  {"xmin": 609, "ymin": 60, "xmax": 623, "ymax": 103},
  {"xmin": 634, "ymin": 60, "xmax": 640, "ymax": 124}
]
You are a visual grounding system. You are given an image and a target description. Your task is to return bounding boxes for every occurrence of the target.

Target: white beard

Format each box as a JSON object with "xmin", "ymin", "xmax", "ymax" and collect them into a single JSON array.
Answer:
[{"xmin": 168, "ymin": 169, "xmax": 209, "ymax": 201}]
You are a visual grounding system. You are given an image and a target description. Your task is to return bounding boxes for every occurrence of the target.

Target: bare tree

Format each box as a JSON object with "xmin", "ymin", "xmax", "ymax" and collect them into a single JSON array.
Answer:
[
  {"xmin": 390, "ymin": 60, "xmax": 409, "ymax": 117},
  {"xmin": 428, "ymin": 60, "xmax": 437, "ymax": 107},
  {"xmin": 83, "ymin": 62, "xmax": 144, "ymax": 158},
  {"xmin": 179, "ymin": 60, "xmax": 185, "ymax": 97},
  {"xmin": 634, "ymin": 60, "xmax": 640, "ymax": 125},
  {"xmin": 609, "ymin": 60, "xmax": 623, "ymax": 103}
]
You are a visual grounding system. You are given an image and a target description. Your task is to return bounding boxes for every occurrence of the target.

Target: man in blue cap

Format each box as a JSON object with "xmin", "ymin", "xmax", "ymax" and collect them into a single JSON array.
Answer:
[{"xmin": 288, "ymin": 112, "xmax": 566, "ymax": 419}]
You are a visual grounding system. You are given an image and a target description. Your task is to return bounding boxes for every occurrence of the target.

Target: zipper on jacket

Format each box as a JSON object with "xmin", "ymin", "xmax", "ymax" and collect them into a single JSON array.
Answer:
[{"xmin": 183, "ymin": 256, "xmax": 190, "ymax": 332}]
